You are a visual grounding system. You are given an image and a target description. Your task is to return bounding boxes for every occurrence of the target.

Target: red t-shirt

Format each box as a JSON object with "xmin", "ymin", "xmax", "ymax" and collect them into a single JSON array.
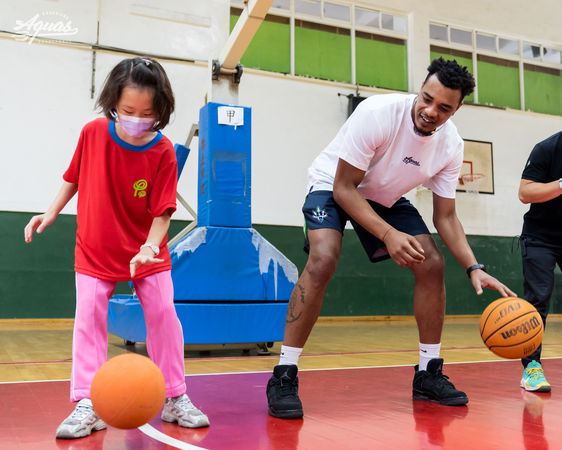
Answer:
[{"xmin": 63, "ymin": 118, "xmax": 177, "ymax": 281}]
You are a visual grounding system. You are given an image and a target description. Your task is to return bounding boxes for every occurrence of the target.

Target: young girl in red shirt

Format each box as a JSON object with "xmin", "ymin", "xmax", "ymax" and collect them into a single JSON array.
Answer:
[{"xmin": 25, "ymin": 57, "xmax": 209, "ymax": 439}]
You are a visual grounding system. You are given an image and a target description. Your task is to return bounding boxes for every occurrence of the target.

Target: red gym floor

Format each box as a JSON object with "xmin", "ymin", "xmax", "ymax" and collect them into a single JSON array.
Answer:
[{"xmin": 1, "ymin": 358, "xmax": 560, "ymax": 449}]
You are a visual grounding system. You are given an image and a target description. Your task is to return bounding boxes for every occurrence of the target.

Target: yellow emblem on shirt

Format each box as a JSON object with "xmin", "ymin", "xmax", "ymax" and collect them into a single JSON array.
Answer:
[{"xmin": 133, "ymin": 179, "xmax": 147, "ymax": 198}]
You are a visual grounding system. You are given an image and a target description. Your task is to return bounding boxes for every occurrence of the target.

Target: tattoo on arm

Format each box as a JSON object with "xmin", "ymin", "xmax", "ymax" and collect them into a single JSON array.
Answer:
[{"xmin": 286, "ymin": 283, "xmax": 305, "ymax": 324}]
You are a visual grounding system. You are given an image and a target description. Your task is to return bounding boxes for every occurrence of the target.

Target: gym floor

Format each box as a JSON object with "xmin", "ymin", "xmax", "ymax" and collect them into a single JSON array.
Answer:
[{"xmin": 1, "ymin": 316, "xmax": 561, "ymax": 449}]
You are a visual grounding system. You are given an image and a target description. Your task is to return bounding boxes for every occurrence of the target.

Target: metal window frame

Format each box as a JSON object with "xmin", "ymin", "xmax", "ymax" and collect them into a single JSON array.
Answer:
[
  {"xmin": 428, "ymin": 21, "xmax": 562, "ymax": 112},
  {"xmin": 231, "ymin": 0, "xmax": 409, "ymax": 85}
]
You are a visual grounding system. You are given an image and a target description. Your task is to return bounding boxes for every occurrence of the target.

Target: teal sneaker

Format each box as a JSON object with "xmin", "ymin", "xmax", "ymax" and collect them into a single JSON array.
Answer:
[{"xmin": 521, "ymin": 361, "xmax": 551, "ymax": 392}]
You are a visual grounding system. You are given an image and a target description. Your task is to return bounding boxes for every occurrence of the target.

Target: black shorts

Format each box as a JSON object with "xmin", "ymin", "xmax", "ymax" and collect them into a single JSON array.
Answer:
[{"xmin": 302, "ymin": 190, "xmax": 430, "ymax": 262}]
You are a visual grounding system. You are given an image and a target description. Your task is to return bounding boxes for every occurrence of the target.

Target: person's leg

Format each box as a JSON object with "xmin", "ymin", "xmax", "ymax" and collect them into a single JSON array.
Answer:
[
  {"xmin": 283, "ymin": 228, "xmax": 343, "ymax": 348},
  {"xmin": 71, "ymin": 273, "xmax": 116, "ymax": 401},
  {"xmin": 409, "ymin": 234, "xmax": 467, "ymax": 406},
  {"xmin": 520, "ymin": 238, "xmax": 554, "ymax": 392},
  {"xmin": 57, "ymin": 273, "xmax": 114, "ymax": 439},
  {"xmin": 521, "ymin": 240, "xmax": 555, "ymax": 367},
  {"xmin": 351, "ymin": 200, "xmax": 446, "ymax": 369},
  {"xmin": 133, "ymin": 270, "xmax": 209, "ymax": 428},
  {"xmin": 267, "ymin": 228, "xmax": 343, "ymax": 419},
  {"xmin": 410, "ymin": 234, "xmax": 446, "ymax": 346},
  {"xmin": 133, "ymin": 271, "xmax": 186, "ymax": 398}
]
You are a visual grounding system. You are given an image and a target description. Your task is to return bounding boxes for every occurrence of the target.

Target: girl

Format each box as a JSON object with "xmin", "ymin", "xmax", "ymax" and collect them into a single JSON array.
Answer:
[{"xmin": 24, "ymin": 57, "xmax": 209, "ymax": 439}]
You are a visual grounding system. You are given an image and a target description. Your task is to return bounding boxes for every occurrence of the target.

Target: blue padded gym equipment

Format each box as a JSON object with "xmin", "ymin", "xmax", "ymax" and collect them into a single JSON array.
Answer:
[{"xmin": 108, "ymin": 103, "xmax": 297, "ymax": 346}]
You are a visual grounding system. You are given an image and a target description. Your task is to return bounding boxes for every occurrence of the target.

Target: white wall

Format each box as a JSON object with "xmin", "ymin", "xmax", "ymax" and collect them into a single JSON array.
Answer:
[{"xmin": 1, "ymin": 0, "xmax": 561, "ymax": 238}]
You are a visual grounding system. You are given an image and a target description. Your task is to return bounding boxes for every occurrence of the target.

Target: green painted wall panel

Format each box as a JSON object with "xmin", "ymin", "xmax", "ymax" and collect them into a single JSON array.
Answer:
[
  {"xmin": 524, "ymin": 69, "xmax": 562, "ymax": 116},
  {"xmin": 294, "ymin": 26, "xmax": 351, "ymax": 83},
  {"xmin": 230, "ymin": 15, "xmax": 290, "ymax": 74},
  {"xmin": 477, "ymin": 60, "xmax": 521, "ymax": 109},
  {"xmin": 356, "ymin": 37, "xmax": 407, "ymax": 91},
  {"xmin": 0, "ymin": 212, "xmax": 188, "ymax": 319},
  {"xmin": 5, "ymin": 211, "xmax": 562, "ymax": 319},
  {"xmin": 258, "ymin": 226, "xmax": 531, "ymax": 317},
  {"xmin": 430, "ymin": 51, "xmax": 475, "ymax": 103}
]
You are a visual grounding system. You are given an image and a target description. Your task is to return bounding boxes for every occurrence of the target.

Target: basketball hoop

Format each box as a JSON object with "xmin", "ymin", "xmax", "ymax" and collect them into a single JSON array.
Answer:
[{"xmin": 460, "ymin": 173, "xmax": 484, "ymax": 194}]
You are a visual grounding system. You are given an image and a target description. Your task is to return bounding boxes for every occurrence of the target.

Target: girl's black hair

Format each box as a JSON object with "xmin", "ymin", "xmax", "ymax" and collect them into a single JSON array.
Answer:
[
  {"xmin": 424, "ymin": 57, "xmax": 476, "ymax": 101},
  {"xmin": 96, "ymin": 57, "xmax": 174, "ymax": 130}
]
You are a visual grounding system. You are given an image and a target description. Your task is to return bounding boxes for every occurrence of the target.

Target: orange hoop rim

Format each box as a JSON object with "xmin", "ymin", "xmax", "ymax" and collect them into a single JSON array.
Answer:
[{"xmin": 460, "ymin": 173, "xmax": 485, "ymax": 184}]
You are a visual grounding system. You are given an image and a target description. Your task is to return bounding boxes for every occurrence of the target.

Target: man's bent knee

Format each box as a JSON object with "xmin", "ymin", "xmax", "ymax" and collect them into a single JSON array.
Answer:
[
  {"xmin": 413, "ymin": 248, "xmax": 444, "ymax": 279},
  {"xmin": 304, "ymin": 253, "xmax": 339, "ymax": 286}
]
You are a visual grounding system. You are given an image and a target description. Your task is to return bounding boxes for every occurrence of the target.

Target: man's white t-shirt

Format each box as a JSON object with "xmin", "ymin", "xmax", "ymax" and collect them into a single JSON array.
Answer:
[{"xmin": 306, "ymin": 93, "xmax": 464, "ymax": 208}]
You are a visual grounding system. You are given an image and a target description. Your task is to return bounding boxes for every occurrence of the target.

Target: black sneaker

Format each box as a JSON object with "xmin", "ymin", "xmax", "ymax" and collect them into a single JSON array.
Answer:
[
  {"xmin": 412, "ymin": 358, "xmax": 468, "ymax": 406},
  {"xmin": 266, "ymin": 365, "xmax": 304, "ymax": 419}
]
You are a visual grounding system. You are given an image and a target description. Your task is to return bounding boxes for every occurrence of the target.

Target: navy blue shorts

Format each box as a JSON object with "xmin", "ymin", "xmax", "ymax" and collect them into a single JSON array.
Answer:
[{"xmin": 302, "ymin": 190, "xmax": 430, "ymax": 262}]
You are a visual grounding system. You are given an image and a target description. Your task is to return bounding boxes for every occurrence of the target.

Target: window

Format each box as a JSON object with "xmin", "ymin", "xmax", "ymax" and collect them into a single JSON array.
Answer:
[
  {"xmin": 477, "ymin": 55, "xmax": 521, "ymax": 109},
  {"xmin": 476, "ymin": 33, "xmax": 496, "ymax": 51},
  {"xmin": 230, "ymin": 8, "xmax": 290, "ymax": 74},
  {"xmin": 498, "ymin": 38, "xmax": 518, "ymax": 55},
  {"xmin": 295, "ymin": 20, "xmax": 351, "ymax": 83},
  {"xmin": 323, "ymin": 2, "xmax": 350, "ymax": 21},
  {"xmin": 429, "ymin": 22, "xmax": 562, "ymax": 116},
  {"xmin": 523, "ymin": 43, "xmax": 541, "ymax": 60},
  {"xmin": 272, "ymin": 0, "xmax": 290, "ymax": 9},
  {"xmin": 524, "ymin": 65, "xmax": 562, "ymax": 116},
  {"xmin": 231, "ymin": 1, "xmax": 408, "ymax": 90},
  {"xmin": 355, "ymin": 8, "xmax": 380, "ymax": 29},
  {"xmin": 450, "ymin": 28, "xmax": 471, "ymax": 46},
  {"xmin": 295, "ymin": 0, "xmax": 321, "ymax": 17},
  {"xmin": 356, "ymin": 33, "xmax": 408, "ymax": 91},
  {"xmin": 429, "ymin": 24, "xmax": 447, "ymax": 42}
]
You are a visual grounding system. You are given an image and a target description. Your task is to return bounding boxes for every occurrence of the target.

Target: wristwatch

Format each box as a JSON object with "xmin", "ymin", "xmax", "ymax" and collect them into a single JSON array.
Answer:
[
  {"xmin": 140, "ymin": 242, "xmax": 160, "ymax": 256},
  {"xmin": 466, "ymin": 263, "xmax": 486, "ymax": 278},
  {"xmin": 559, "ymin": 178, "xmax": 562, "ymax": 189}
]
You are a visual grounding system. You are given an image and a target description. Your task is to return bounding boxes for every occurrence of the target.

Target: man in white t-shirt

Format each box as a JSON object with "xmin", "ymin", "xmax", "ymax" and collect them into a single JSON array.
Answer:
[{"xmin": 267, "ymin": 58, "xmax": 516, "ymax": 418}]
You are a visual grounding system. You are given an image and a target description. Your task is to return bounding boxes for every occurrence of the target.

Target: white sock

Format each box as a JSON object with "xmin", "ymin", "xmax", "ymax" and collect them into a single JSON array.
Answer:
[
  {"xmin": 279, "ymin": 345, "xmax": 303, "ymax": 366},
  {"xmin": 419, "ymin": 342, "xmax": 441, "ymax": 371}
]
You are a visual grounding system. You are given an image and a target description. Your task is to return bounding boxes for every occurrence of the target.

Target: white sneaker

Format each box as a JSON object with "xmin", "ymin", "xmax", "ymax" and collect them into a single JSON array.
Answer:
[
  {"xmin": 161, "ymin": 394, "xmax": 210, "ymax": 428},
  {"xmin": 55, "ymin": 398, "xmax": 107, "ymax": 439}
]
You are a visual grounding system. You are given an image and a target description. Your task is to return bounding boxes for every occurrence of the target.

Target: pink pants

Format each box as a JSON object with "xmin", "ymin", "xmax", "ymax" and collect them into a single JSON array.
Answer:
[{"xmin": 70, "ymin": 271, "xmax": 186, "ymax": 401}]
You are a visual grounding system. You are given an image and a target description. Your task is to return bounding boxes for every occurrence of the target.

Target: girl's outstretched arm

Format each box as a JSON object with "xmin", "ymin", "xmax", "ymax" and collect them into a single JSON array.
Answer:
[
  {"xmin": 24, "ymin": 181, "xmax": 78, "ymax": 243},
  {"xmin": 129, "ymin": 210, "xmax": 172, "ymax": 278}
]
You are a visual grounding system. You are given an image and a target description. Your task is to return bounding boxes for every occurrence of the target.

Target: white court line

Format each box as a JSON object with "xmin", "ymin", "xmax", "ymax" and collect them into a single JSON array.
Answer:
[
  {"xmin": 138, "ymin": 424, "xmax": 207, "ymax": 450},
  {"xmin": 2, "ymin": 356, "xmax": 562, "ymax": 384},
  {"xmin": 2, "ymin": 359, "xmax": 560, "ymax": 447}
]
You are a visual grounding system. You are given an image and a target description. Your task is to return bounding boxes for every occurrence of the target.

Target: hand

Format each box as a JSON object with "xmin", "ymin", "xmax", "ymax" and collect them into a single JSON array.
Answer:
[
  {"xmin": 24, "ymin": 212, "xmax": 56, "ymax": 243},
  {"xmin": 129, "ymin": 247, "xmax": 164, "ymax": 278},
  {"xmin": 469, "ymin": 269, "xmax": 516, "ymax": 297},
  {"xmin": 383, "ymin": 228, "xmax": 425, "ymax": 267}
]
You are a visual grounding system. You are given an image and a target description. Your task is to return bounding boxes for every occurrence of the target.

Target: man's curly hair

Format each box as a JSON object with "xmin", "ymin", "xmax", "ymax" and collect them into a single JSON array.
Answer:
[{"xmin": 425, "ymin": 57, "xmax": 475, "ymax": 101}]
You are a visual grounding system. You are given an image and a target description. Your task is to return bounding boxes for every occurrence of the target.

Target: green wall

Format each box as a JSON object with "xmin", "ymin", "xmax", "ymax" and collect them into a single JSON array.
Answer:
[
  {"xmin": 524, "ymin": 68, "xmax": 562, "ymax": 116},
  {"xmin": 295, "ymin": 24, "xmax": 351, "ymax": 83},
  {"xmin": 477, "ymin": 58, "xmax": 521, "ymax": 109},
  {"xmin": 230, "ymin": 13, "xmax": 291, "ymax": 74},
  {"xmin": 356, "ymin": 35, "xmax": 407, "ymax": 91},
  {"xmin": 230, "ymin": 10, "xmax": 409, "ymax": 89},
  {"xmin": 5, "ymin": 210, "xmax": 561, "ymax": 319}
]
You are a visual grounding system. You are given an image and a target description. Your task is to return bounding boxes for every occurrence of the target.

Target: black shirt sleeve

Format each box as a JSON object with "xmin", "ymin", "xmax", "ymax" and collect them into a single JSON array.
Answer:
[{"xmin": 521, "ymin": 141, "xmax": 552, "ymax": 183}]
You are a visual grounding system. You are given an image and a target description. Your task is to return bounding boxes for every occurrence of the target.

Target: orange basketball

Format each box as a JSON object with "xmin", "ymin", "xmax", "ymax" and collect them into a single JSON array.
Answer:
[
  {"xmin": 480, "ymin": 297, "xmax": 543, "ymax": 359},
  {"xmin": 91, "ymin": 353, "xmax": 166, "ymax": 429}
]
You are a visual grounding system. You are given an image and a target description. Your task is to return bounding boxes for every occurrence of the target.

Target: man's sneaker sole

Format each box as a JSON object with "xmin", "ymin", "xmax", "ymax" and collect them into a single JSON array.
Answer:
[
  {"xmin": 520, "ymin": 380, "xmax": 551, "ymax": 393},
  {"xmin": 413, "ymin": 392, "xmax": 468, "ymax": 406},
  {"xmin": 268, "ymin": 406, "xmax": 303, "ymax": 419}
]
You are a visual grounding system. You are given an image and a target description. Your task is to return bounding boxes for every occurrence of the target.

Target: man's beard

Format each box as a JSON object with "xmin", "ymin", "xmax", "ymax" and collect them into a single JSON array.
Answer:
[{"xmin": 411, "ymin": 99, "xmax": 436, "ymax": 136}]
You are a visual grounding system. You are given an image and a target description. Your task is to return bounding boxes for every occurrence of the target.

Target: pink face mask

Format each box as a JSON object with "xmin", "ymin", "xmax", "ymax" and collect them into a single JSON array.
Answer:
[{"xmin": 118, "ymin": 114, "xmax": 155, "ymax": 138}]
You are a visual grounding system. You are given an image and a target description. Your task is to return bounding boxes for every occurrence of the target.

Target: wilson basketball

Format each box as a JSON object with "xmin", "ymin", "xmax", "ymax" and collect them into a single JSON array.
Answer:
[
  {"xmin": 480, "ymin": 297, "xmax": 543, "ymax": 359},
  {"xmin": 91, "ymin": 353, "xmax": 166, "ymax": 429}
]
